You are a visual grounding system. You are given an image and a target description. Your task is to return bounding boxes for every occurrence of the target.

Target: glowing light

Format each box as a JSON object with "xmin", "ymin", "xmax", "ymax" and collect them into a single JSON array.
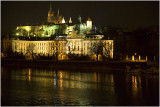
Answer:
[
  {"xmin": 16, "ymin": 33, "xmax": 19, "ymax": 36},
  {"xmin": 126, "ymin": 55, "xmax": 129, "ymax": 60},
  {"xmin": 146, "ymin": 56, "xmax": 148, "ymax": 61},
  {"xmin": 26, "ymin": 28, "xmax": 30, "ymax": 31},
  {"xmin": 29, "ymin": 69, "xmax": 31, "ymax": 76},
  {"xmin": 62, "ymin": 17, "xmax": 65, "ymax": 23},
  {"xmin": 24, "ymin": 26, "xmax": 31, "ymax": 31},
  {"xmin": 139, "ymin": 55, "xmax": 141, "ymax": 60},
  {"xmin": 69, "ymin": 17, "xmax": 72, "ymax": 23},
  {"xmin": 60, "ymin": 72, "xmax": 63, "ymax": 79},
  {"xmin": 132, "ymin": 55, "xmax": 134, "ymax": 60},
  {"xmin": 132, "ymin": 75, "xmax": 138, "ymax": 96},
  {"xmin": 28, "ymin": 68, "xmax": 31, "ymax": 81},
  {"xmin": 92, "ymin": 54, "xmax": 97, "ymax": 61},
  {"xmin": 59, "ymin": 71, "xmax": 63, "ymax": 88}
]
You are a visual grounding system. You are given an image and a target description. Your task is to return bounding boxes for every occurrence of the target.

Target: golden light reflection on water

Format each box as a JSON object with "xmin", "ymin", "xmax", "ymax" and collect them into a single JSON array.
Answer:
[
  {"xmin": 9, "ymin": 68, "xmax": 116, "ymax": 91},
  {"xmin": 28, "ymin": 68, "xmax": 31, "ymax": 81},
  {"xmin": 2, "ymin": 67, "xmax": 159, "ymax": 106},
  {"xmin": 131, "ymin": 75, "xmax": 142, "ymax": 97},
  {"xmin": 132, "ymin": 76, "xmax": 138, "ymax": 88},
  {"xmin": 59, "ymin": 71, "xmax": 63, "ymax": 89}
]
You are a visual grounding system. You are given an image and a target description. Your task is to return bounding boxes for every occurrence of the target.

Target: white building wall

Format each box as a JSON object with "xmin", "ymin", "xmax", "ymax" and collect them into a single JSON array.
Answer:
[{"xmin": 2, "ymin": 37, "xmax": 113, "ymax": 59}]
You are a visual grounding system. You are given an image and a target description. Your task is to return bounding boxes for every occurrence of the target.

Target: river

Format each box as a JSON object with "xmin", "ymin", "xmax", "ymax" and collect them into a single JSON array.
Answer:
[{"xmin": 1, "ymin": 67, "xmax": 159, "ymax": 106}]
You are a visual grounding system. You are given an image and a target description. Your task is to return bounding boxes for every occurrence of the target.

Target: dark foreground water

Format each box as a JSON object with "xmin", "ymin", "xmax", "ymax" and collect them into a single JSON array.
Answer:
[{"xmin": 1, "ymin": 67, "xmax": 159, "ymax": 106}]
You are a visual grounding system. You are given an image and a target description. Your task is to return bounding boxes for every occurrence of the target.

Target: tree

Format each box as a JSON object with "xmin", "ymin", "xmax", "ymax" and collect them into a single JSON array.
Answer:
[
  {"xmin": 90, "ymin": 41, "xmax": 110, "ymax": 61},
  {"xmin": 66, "ymin": 41, "xmax": 76, "ymax": 60},
  {"xmin": 5, "ymin": 46, "xmax": 14, "ymax": 59},
  {"xmin": 26, "ymin": 43, "xmax": 35, "ymax": 60},
  {"xmin": 49, "ymin": 41, "xmax": 59, "ymax": 61}
]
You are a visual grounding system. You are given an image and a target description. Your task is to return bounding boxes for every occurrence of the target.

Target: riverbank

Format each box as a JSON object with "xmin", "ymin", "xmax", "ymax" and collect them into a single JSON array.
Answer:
[{"xmin": 2, "ymin": 59, "xmax": 148, "ymax": 72}]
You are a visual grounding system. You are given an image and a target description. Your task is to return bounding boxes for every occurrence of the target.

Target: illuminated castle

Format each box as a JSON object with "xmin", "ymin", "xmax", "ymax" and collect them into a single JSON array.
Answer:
[{"xmin": 2, "ymin": 4, "xmax": 113, "ymax": 60}]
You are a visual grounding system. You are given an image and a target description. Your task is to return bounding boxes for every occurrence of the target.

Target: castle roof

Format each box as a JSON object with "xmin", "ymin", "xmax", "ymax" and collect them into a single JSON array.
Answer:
[{"xmin": 87, "ymin": 17, "xmax": 92, "ymax": 21}]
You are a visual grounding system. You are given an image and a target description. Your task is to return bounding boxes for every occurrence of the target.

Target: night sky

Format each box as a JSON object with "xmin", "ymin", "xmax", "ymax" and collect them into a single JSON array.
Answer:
[{"xmin": 1, "ymin": 1, "xmax": 159, "ymax": 33}]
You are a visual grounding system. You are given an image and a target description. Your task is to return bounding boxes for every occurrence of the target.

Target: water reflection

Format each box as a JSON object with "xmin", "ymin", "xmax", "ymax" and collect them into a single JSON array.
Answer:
[
  {"xmin": 1, "ymin": 67, "xmax": 159, "ymax": 106},
  {"xmin": 28, "ymin": 68, "xmax": 31, "ymax": 81}
]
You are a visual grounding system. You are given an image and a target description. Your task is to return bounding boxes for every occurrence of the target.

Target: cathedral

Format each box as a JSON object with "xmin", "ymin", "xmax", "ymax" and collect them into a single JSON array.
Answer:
[
  {"xmin": 47, "ymin": 3, "xmax": 63, "ymax": 24},
  {"xmin": 2, "ymin": 4, "xmax": 113, "ymax": 61}
]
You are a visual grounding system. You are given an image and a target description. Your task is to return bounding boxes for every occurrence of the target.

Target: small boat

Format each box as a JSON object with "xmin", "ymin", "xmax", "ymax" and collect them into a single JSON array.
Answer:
[{"xmin": 125, "ymin": 65, "xmax": 141, "ymax": 73}]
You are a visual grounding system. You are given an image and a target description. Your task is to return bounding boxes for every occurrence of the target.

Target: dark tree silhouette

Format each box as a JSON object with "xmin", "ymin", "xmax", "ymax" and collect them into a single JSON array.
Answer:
[
  {"xmin": 26, "ymin": 43, "xmax": 35, "ymax": 60},
  {"xmin": 90, "ymin": 41, "xmax": 110, "ymax": 61}
]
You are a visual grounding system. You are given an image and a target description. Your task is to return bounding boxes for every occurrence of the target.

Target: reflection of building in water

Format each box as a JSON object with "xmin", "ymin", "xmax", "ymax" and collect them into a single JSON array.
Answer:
[
  {"xmin": 28, "ymin": 68, "xmax": 31, "ymax": 81},
  {"xmin": 132, "ymin": 76, "xmax": 138, "ymax": 89},
  {"xmin": 125, "ymin": 74, "xmax": 142, "ymax": 97},
  {"xmin": 2, "ymin": 3, "xmax": 113, "ymax": 61},
  {"xmin": 53, "ymin": 70, "xmax": 115, "ymax": 90},
  {"xmin": 59, "ymin": 71, "xmax": 63, "ymax": 88}
]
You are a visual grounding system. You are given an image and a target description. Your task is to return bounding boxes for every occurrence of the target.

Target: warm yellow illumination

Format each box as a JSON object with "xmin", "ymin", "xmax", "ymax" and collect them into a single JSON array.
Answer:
[
  {"xmin": 28, "ymin": 68, "xmax": 31, "ymax": 81},
  {"xmin": 146, "ymin": 56, "xmax": 148, "ymax": 61},
  {"xmin": 60, "ymin": 72, "xmax": 63, "ymax": 79},
  {"xmin": 126, "ymin": 55, "xmax": 128, "ymax": 60},
  {"xmin": 86, "ymin": 17, "xmax": 92, "ymax": 30},
  {"xmin": 98, "ymin": 54, "xmax": 102, "ymax": 61},
  {"xmin": 60, "ymin": 71, "xmax": 63, "ymax": 88},
  {"xmin": 26, "ymin": 27, "xmax": 30, "ymax": 31},
  {"xmin": 132, "ymin": 55, "xmax": 134, "ymax": 60},
  {"xmin": 139, "ymin": 55, "xmax": 141, "ymax": 61},
  {"xmin": 16, "ymin": 33, "xmax": 19, "ymax": 36},
  {"xmin": 69, "ymin": 17, "xmax": 72, "ymax": 23},
  {"xmin": 16, "ymin": 26, "xmax": 31, "ymax": 32},
  {"xmin": 29, "ymin": 69, "xmax": 31, "ymax": 76},
  {"xmin": 62, "ymin": 17, "xmax": 65, "ymax": 23},
  {"xmin": 91, "ymin": 54, "xmax": 97, "ymax": 61}
]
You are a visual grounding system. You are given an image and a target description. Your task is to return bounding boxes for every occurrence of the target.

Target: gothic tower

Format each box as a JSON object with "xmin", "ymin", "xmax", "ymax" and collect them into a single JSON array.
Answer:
[
  {"xmin": 62, "ymin": 17, "xmax": 65, "ymax": 23},
  {"xmin": 86, "ymin": 17, "xmax": 92, "ymax": 30},
  {"xmin": 69, "ymin": 17, "xmax": 72, "ymax": 23},
  {"xmin": 47, "ymin": 3, "xmax": 54, "ymax": 23}
]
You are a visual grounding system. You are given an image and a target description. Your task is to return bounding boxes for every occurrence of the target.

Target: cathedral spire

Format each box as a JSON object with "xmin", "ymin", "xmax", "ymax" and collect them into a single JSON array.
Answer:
[
  {"xmin": 57, "ymin": 8, "xmax": 59, "ymax": 16},
  {"xmin": 62, "ymin": 17, "xmax": 65, "ymax": 23},
  {"xmin": 69, "ymin": 17, "xmax": 72, "ymax": 23},
  {"xmin": 50, "ymin": 2, "xmax": 52, "ymax": 11}
]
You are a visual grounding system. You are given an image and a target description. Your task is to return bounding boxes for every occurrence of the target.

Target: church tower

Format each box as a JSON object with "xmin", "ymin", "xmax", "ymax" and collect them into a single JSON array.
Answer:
[
  {"xmin": 86, "ymin": 17, "xmax": 92, "ymax": 30},
  {"xmin": 57, "ymin": 8, "xmax": 59, "ymax": 16},
  {"xmin": 47, "ymin": 3, "xmax": 54, "ymax": 23},
  {"xmin": 78, "ymin": 16, "xmax": 82, "ymax": 23},
  {"xmin": 62, "ymin": 17, "xmax": 65, "ymax": 23},
  {"xmin": 69, "ymin": 17, "xmax": 72, "ymax": 23}
]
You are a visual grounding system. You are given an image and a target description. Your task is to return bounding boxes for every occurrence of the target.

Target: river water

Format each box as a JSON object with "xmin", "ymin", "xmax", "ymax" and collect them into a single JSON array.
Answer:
[{"xmin": 1, "ymin": 67, "xmax": 159, "ymax": 106}]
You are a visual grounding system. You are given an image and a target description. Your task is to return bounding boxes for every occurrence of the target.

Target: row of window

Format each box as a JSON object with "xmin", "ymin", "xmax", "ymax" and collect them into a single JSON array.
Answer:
[
  {"xmin": 16, "ymin": 41, "xmax": 111, "ymax": 48},
  {"xmin": 14, "ymin": 41, "xmax": 112, "ymax": 52},
  {"xmin": 16, "ymin": 42, "xmax": 66, "ymax": 47}
]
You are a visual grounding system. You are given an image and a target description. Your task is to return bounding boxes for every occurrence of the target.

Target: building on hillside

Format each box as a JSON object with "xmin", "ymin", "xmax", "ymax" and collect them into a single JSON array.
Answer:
[{"xmin": 2, "ymin": 4, "xmax": 113, "ymax": 61}]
